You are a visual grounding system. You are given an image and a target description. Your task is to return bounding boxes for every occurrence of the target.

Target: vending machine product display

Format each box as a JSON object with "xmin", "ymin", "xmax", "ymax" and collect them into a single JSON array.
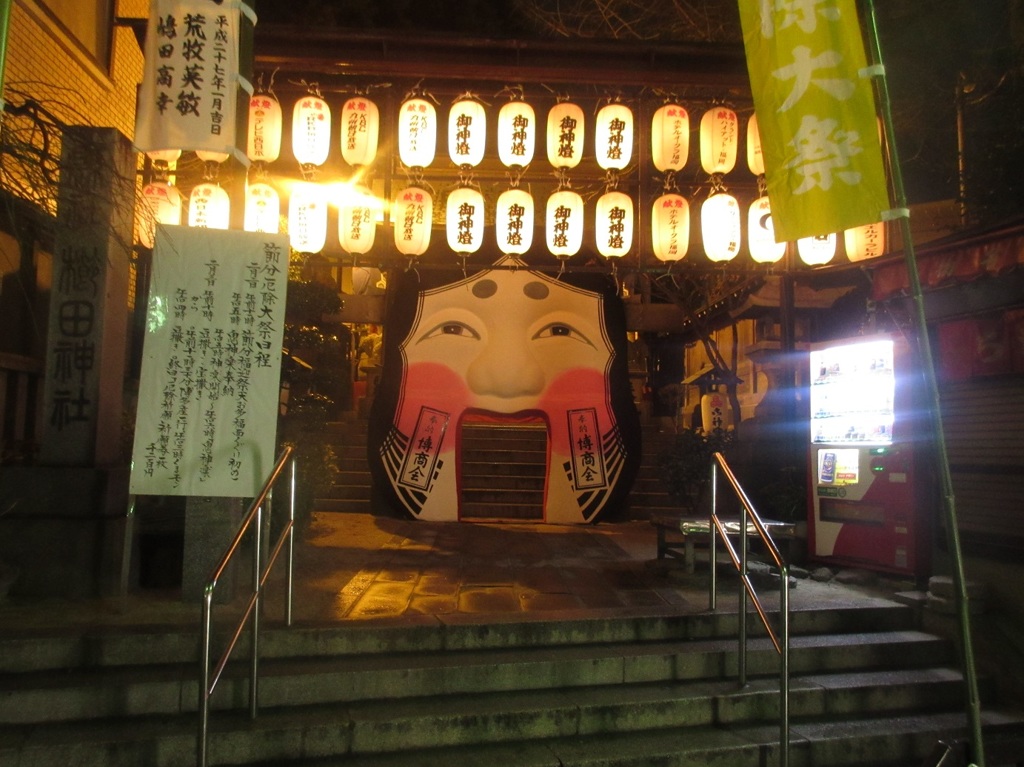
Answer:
[{"xmin": 807, "ymin": 334, "xmax": 931, "ymax": 577}]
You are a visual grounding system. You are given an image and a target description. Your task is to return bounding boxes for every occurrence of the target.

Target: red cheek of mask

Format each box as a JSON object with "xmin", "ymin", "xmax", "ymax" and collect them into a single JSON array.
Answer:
[
  {"xmin": 398, "ymin": 362, "xmax": 471, "ymax": 436},
  {"xmin": 538, "ymin": 368, "xmax": 612, "ymax": 454}
]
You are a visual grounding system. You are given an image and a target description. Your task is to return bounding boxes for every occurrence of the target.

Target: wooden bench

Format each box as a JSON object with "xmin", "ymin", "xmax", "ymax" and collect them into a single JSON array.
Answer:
[{"xmin": 651, "ymin": 513, "xmax": 797, "ymax": 573}]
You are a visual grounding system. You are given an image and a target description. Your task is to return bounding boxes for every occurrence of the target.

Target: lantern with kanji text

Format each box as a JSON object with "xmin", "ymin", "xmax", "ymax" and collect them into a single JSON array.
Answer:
[
  {"xmin": 545, "ymin": 188, "xmax": 584, "ymax": 258},
  {"xmin": 244, "ymin": 182, "xmax": 280, "ymax": 234},
  {"xmin": 393, "ymin": 185, "xmax": 433, "ymax": 256},
  {"xmin": 595, "ymin": 190, "xmax": 633, "ymax": 258},
  {"xmin": 448, "ymin": 97, "xmax": 487, "ymax": 168},
  {"xmin": 546, "ymin": 101, "xmax": 585, "ymax": 169},
  {"xmin": 651, "ymin": 103, "xmax": 689, "ymax": 172},
  {"xmin": 594, "ymin": 103, "xmax": 633, "ymax": 171},
  {"xmin": 495, "ymin": 188, "xmax": 534, "ymax": 255},
  {"xmin": 339, "ymin": 185, "xmax": 377, "ymax": 255},
  {"xmin": 188, "ymin": 183, "xmax": 230, "ymax": 230},
  {"xmin": 497, "ymin": 100, "xmax": 536, "ymax": 168},
  {"xmin": 340, "ymin": 96, "xmax": 379, "ymax": 167},
  {"xmin": 844, "ymin": 221, "xmax": 886, "ymax": 261},
  {"xmin": 247, "ymin": 94, "xmax": 282, "ymax": 163},
  {"xmin": 651, "ymin": 193, "xmax": 689, "ymax": 262},
  {"xmin": 700, "ymin": 107, "xmax": 738, "ymax": 175},
  {"xmin": 746, "ymin": 113, "xmax": 764, "ymax": 176},
  {"xmin": 140, "ymin": 182, "xmax": 183, "ymax": 248},
  {"xmin": 398, "ymin": 97, "xmax": 437, "ymax": 168},
  {"xmin": 446, "ymin": 186, "xmax": 485, "ymax": 254},
  {"xmin": 288, "ymin": 181, "xmax": 328, "ymax": 252}
]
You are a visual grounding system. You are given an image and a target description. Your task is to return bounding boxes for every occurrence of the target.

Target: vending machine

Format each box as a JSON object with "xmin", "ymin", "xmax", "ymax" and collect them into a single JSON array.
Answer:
[{"xmin": 807, "ymin": 333, "xmax": 932, "ymax": 578}]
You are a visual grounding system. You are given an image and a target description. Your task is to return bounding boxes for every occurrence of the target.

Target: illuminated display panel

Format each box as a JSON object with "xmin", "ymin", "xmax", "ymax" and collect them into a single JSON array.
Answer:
[
  {"xmin": 816, "ymin": 448, "xmax": 860, "ymax": 486},
  {"xmin": 810, "ymin": 337, "xmax": 895, "ymax": 445}
]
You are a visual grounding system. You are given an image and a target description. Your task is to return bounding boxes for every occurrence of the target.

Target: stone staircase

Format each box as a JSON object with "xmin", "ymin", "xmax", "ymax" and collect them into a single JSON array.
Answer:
[
  {"xmin": 317, "ymin": 418, "xmax": 681, "ymax": 520},
  {"xmin": 2, "ymin": 601, "xmax": 1022, "ymax": 766}
]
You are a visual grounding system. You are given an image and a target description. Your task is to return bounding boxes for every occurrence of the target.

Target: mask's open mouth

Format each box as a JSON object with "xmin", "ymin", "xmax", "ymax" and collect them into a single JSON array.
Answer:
[{"xmin": 457, "ymin": 413, "xmax": 549, "ymax": 522}]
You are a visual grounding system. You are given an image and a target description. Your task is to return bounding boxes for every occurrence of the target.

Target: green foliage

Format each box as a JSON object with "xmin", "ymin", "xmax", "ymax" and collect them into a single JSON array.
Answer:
[
  {"xmin": 657, "ymin": 428, "xmax": 735, "ymax": 513},
  {"xmin": 285, "ymin": 280, "xmax": 342, "ymax": 323},
  {"xmin": 280, "ymin": 392, "xmax": 341, "ymax": 529}
]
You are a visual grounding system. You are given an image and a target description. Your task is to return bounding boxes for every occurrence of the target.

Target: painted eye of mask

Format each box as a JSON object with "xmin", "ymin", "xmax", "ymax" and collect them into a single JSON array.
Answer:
[
  {"xmin": 532, "ymin": 322, "xmax": 593, "ymax": 346},
  {"xmin": 419, "ymin": 320, "xmax": 481, "ymax": 341}
]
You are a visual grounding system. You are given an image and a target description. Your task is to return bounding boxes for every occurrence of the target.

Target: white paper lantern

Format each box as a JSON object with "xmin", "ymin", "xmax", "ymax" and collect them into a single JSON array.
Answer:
[
  {"xmin": 747, "ymin": 114, "xmax": 764, "ymax": 176},
  {"xmin": 448, "ymin": 98, "xmax": 487, "ymax": 168},
  {"xmin": 196, "ymin": 150, "xmax": 229, "ymax": 163},
  {"xmin": 247, "ymin": 93, "xmax": 283, "ymax": 163},
  {"xmin": 748, "ymin": 196, "xmax": 785, "ymax": 264},
  {"xmin": 398, "ymin": 97, "xmax": 437, "ymax": 168},
  {"xmin": 393, "ymin": 185, "xmax": 433, "ymax": 256},
  {"xmin": 340, "ymin": 96, "xmax": 380, "ymax": 167},
  {"xmin": 546, "ymin": 101, "xmax": 585, "ymax": 169},
  {"xmin": 495, "ymin": 188, "xmax": 534, "ymax": 255},
  {"xmin": 546, "ymin": 189, "xmax": 584, "ymax": 258},
  {"xmin": 651, "ymin": 103, "xmax": 689, "ymax": 172},
  {"xmin": 798, "ymin": 232, "xmax": 837, "ymax": 266},
  {"xmin": 288, "ymin": 182, "xmax": 328, "ymax": 253},
  {"xmin": 188, "ymin": 183, "xmax": 230, "ymax": 230},
  {"xmin": 146, "ymin": 149, "xmax": 181, "ymax": 166},
  {"xmin": 651, "ymin": 193, "xmax": 689, "ymax": 262},
  {"xmin": 140, "ymin": 182, "xmax": 183, "ymax": 248},
  {"xmin": 244, "ymin": 182, "xmax": 280, "ymax": 234},
  {"xmin": 594, "ymin": 103, "xmax": 633, "ymax": 171},
  {"xmin": 701, "ymin": 193, "xmax": 741, "ymax": 262},
  {"xmin": 497, "ymin": 100, "xmax": 536, "ymax": 167},
  {"xmin": 446, "ymin": 186, "xmax": 485, "ymax": 254},
  {"xmin": 339, "ymin": 185, "xmax": 377, "ymax": 255},
  {"xmin": 595, "ymin": 191, "xmax": 633, "ymax": 258},
  {"xmin": 700, "ymin": 107, "xmax": 739, "ymax": 175},
  {"xmin": 844, "ymin": 221, "xmax": 886, "ymax": 262},
  {"xmin": 292, "ymin": 95, "xmax": 331, "ymax": 166}
]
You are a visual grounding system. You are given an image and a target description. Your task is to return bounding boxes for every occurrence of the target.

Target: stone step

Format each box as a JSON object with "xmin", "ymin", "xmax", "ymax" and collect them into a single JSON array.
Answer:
[
  {"xmin": 2, "ymin": 678, "xmax": 1019, "ymax": 767},
  {"xmin": 0, "ymin": 630, "xmax": 957, "ymax": 724}
]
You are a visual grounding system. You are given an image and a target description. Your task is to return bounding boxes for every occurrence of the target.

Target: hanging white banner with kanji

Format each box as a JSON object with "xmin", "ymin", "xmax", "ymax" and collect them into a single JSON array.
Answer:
[
  {"xmin": 134, "ymin": 0, "xmax": 255, "ymax": 156},
  {"xmin": 129, "ymin": 226, "xmax": 288, "ymax": 497},
  {"xmin": 738, "ymin": 0, "xmax": 890, "ymax": 242}
]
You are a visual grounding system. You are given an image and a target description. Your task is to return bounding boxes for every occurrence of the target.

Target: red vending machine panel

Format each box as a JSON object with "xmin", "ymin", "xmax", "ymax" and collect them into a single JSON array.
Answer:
[{"xmin": 808, "ymin": 334, "xmax": 930, "ymax": 577}]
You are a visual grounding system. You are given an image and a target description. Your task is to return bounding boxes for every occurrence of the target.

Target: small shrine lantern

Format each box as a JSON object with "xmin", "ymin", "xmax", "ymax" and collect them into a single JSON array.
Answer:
[
  {"xmin": 339, "ymin": 185, "xmax": 377, "ymax": 255},
  {"xmin": 140, "ymin": 182, "xmax": 183, "ymax": 248},
  {"xmin": 798, "ymin": 233, "xmax": 837, "ymax": 266},
  {"xmin": 844, "ymin": 221, "xmax": 886, "ymax": 261},
  {"xmin": 746, "ymin": 113, "xmax": 764, "ymax": 176},
  {"xmin": 292, "ymin": 94, "xmax": 331, "ymax": 166},
  {"xmin": 747, "ymin": 196, "xmax": 785, "ymax": 264},
  {"xmin": 700, "ymin": 192, "xmax": 741, "ymax": 262}
]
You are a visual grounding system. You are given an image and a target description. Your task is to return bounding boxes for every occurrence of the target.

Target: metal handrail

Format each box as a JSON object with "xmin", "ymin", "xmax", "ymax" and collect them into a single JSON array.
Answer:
[
  {"xmin": 708, "ymin": 451, "xmax": 790, "ymax": 767},
  {"xmin": 197, "ymin": 445, "xmax": 297, "ymax": 767}
]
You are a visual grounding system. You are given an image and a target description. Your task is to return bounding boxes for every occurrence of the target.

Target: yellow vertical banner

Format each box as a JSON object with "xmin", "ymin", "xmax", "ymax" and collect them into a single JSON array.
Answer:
[{"xmin": 738, "ymin": 0, "xmax": 890, "ymax": 242}]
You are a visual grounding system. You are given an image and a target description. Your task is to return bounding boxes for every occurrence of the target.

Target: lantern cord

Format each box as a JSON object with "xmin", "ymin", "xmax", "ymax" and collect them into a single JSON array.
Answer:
[
  {"xmin": 453, "ymin": 90, "xmax": 490, "ymax": 107},
  {"xmin": 661, "ymin": 170, "xmax": 679, "ymax": 194},
  {"xmin": 494, "ymin": 84, "xmax": 525, "ymax": 102},
  {"xmin": 604, "ymin": 170, "xmax": 619, "ymax": 192}
]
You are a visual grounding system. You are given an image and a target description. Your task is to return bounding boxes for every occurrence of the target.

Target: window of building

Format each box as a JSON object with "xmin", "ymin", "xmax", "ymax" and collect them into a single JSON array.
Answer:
[{"xmin": 37, "ymin": 0, "xmax": 114, "ymax": 68}]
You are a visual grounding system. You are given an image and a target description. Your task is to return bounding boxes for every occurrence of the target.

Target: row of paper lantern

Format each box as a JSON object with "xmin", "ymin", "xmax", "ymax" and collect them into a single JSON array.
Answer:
[
  {"xmin": 244, "ymin": 91, "xmax": 755, "ymax": 175},
  {"xmin": 139, "ymin": 177, "xmax": 885, "ymax": 264}
]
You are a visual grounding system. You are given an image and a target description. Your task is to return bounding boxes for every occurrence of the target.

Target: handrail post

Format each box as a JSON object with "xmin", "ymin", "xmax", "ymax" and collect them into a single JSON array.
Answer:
[
  {"xmin": 738, "ymin": 500, "xmax": 748, "ymax": 687},
  {"xmin": 709, "ymin": 462, "xmax": 718, "ymax": 611},
  {"xmin": 198, "ymin": 587, "xmax": 214, "ymax": 767},
  {"xmin": 250, "ymin": 502, "xmax": 262, "ymax": 720},
  {"xmin": 780, "ymin": 562, "xmax": 790, "ymax": 767},
  {"xmin": 286, "ymin": 457, "xmax": 296, "ymax": 626}
]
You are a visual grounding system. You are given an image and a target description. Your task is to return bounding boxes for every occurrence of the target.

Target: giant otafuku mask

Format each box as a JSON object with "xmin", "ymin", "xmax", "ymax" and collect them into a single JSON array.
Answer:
[{"xmin": 367, "ymin": 256, "xmax": 640, "ymax": 524}]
